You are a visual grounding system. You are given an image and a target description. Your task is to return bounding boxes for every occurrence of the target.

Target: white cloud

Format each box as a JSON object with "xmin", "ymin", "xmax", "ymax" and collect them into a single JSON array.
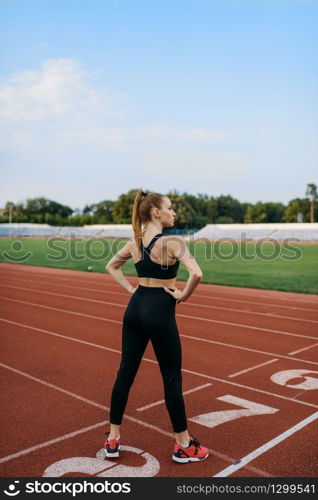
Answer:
[
  {"xmin": 59, "ymin": 127, "xmax": 129, "ymax": 149},
  {"xmin": 58, "ymin": 125, "xmax": 230, "ymax": 150},
  {"xmin": 0, "ymin": 58, "xmax": 127, "ymax": 122},
  {"xmin": 0, "ymin": 57, "xmax": 241, "ymax": 194},
  {"xmin": 0, "ymin": 58, "xmax": 230, "ymax": 156}
]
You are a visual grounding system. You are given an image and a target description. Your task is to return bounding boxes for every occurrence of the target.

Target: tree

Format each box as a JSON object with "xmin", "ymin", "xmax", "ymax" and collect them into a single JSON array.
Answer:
[
  {"xmin": 166, "ymin": 191, "xmax": 196, "ymax": 228},
  {"xmin": 263, "ymin": 202, "xmax": 286, "ymax": 222},
  {"xmin": 217, "ymin": 194, "xmax": 244, "ymax": 222},
  {"xmin": 83, "ymin": 204, "xmax": 94, "ymax": 215},
  {"xmin": 206, "ymin": 197, "xmax": 218, "ymax": 222},
  {"xmin": 1, "ymin": 189, "xmax": 316, "ymax": 227},
  {"xmin": 244, "ymin": 201, "xmax": 285, "ymax": 223},
  {"xmin": 4, "ymin": 202, "xmax": 15, "ymax": 223},
  {"xmin": 241, "ymin": 202, "xmax": 253, "ymax": 222},
  {"xmin": 92, "ymin": 200, "xmax": 115, "ymax": 223},
  {"xmin": 305, "ymin": 183, "xmax": 317, "ymax": 223},
  {"xmin": 244, "ymin": 202, "xmax": 267, "ymax": 223},
  {"xmin": 2, "ymin": 201, "xmax": 27, "ymax": 222},
  {"xmin": 216, "ymin": 216, "xmax": 234, "ymax": 223},
  {"xmin": 283, "ymin": 198, "xmax": 311, "ymax": 222},
  {"xmin": 67, "ymin": 213, "xmax": 93, "ymax": 226},
  {"xmin": 23, "ymin": 197, "xmax": 73, "ymax": 222},
  {"xmin": 182, "ymin": 193, "xmax": 209, "ymax": 228},
  {"xmin": 112, "ymin": 189, "xmax": 138, "ymax": 223}
]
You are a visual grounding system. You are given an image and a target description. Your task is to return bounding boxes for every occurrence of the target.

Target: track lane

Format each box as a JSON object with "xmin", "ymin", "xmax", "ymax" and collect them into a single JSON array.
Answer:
[
  {"xmin": 1, "ymin": 263, "xmax": 317, "ymax": 478},
  {"xmin": 0, "ymin": 328, "xmax": 316, "ymax": 477}
]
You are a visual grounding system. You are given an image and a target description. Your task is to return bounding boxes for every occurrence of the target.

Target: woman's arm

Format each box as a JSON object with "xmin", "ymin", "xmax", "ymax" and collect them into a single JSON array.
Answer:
[
  {"xmin": 165, "ymin": 237, "xmax": 202, "ymax": 303},
  {"xmin": 105, "ymin": 240, "xmax": 136, "ymax": 294}
]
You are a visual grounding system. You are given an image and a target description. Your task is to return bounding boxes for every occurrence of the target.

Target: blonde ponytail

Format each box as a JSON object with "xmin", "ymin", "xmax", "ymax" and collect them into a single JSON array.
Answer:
[
  {"xmin": 132, "ymin": 189, "xmax": 147, "ymax": 251},
  {"xmin": 132, "ymin": 188, "xmax": 164, "ymax": 251}
]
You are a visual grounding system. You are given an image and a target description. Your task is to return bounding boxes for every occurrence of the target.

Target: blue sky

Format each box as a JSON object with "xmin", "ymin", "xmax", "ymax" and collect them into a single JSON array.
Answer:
[{"xmin": 1, "ymin": 0, "xmax": 317, "ymax": 210}]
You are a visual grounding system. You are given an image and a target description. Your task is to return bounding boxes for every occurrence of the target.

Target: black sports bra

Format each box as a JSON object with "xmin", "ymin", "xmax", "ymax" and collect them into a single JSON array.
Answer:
[{"xmin": 134, "ymin": 233, "xmax": 180, "ymax": 279}]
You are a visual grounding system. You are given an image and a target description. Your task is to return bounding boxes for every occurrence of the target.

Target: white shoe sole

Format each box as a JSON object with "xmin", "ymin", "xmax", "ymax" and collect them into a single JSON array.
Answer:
[
  {"xmin": 104, "ymin": 444, "xmax": 121, "ymax": 458},
  {"xmin": 172, "ymin": 452, "xmax": 209, "ymax": 463}
]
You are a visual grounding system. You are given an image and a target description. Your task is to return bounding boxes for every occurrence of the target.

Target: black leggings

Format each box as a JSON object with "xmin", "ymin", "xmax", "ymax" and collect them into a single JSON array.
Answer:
[{"xmin": 109, "ymin": 285, "xmax": 188, "ymax": 433}]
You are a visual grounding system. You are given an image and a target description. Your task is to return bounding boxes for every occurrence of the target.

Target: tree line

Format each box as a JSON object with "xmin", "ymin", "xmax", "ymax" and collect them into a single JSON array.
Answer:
[{"xmin": 1, "ymin": 184, "xmax": 317, "ymax": 228}]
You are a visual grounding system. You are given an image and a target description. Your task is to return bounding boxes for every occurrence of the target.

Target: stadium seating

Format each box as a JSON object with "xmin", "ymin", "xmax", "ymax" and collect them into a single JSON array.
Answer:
[
  {"xmin": 189, "ymin": 223, "xmax": 318, "ymax": 242},
  {"xmin": 0, "ymin": 223, "xmax": 317, "ymax": 241}
]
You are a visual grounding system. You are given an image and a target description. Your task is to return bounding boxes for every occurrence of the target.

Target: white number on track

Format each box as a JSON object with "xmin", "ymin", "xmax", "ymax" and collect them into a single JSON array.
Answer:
[
  {"xmin": 271, "ymin": 369, "xmax": 318, "ymax": 390},
  {"xmin": 189, "ymin": 395, "xmax": 279, "ymax": 428},
  {"xmin": 42, "ymin": 445, "xmax": 160, "ymax": 477}
]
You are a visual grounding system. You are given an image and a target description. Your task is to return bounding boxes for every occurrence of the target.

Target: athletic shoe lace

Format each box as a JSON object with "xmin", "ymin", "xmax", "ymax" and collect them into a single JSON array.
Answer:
[{"xmin": 190, "ymin": 436, "xmax": 201, "ymax": 455}]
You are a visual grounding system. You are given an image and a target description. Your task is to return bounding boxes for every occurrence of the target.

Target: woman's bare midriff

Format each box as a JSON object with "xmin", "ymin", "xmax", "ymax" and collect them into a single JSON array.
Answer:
[{"xmin": 138, "ymin": 277, "xmax": 176, "ymax": 288}]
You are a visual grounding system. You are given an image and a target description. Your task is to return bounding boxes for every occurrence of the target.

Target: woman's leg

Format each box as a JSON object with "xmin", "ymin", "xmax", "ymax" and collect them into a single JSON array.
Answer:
[
  {"xmin": 151, "ymin": 326, "xmax": 190, "ymax": 444},
  {"xmin": 174, "ymin": 429, "xmax": 191, "ymax": 447},
  {"xmin": 108, "ymin": 424, "xmax": 121, "ymax": 440},
  {"xmin": 109, "ymin": 294, "xmax": 149, "ymax": 433},
  {"xmin": 144, "ymin": 293, "xmax": 189, "ymax": 441}
]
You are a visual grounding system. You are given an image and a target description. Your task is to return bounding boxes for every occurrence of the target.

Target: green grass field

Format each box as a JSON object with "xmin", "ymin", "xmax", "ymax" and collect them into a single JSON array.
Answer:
[{"xmin": 0, "ymin": 238, "xmax": 317, "ymax": 294}]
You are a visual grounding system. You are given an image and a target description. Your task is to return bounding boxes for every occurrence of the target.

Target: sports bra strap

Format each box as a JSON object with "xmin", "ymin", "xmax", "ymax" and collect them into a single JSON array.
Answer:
[{"xmin": 142, "ymin": 233, "xmax": 163, "ymax": 251}]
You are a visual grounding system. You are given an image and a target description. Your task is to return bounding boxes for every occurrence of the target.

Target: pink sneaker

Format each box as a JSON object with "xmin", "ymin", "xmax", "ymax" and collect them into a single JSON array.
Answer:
[
  {"xmin": 104, "ymin": 431, "xmax": 121, "ymax": 458},
  {"xmin": 172, "ymin": 435, "xmax": 209, "ymax": 463}
]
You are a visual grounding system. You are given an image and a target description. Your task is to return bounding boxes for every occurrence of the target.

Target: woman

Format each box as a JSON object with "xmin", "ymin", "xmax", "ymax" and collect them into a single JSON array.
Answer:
[{"xmin": 103, "ymin": 189, "xmax": 209, "ymax": 463}]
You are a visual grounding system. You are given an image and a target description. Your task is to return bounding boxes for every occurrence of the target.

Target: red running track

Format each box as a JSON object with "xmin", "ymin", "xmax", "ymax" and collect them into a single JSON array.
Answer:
[{"xmin": 0, "ymin": 263, "xmax": 317, "ymax": 478}]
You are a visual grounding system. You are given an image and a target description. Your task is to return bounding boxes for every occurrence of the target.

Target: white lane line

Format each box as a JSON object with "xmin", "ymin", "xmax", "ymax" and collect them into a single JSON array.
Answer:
[
  {"xmin": 0, "ymin": 362, "xmax": 269, "ymax": 477},
  {"xmin": 177, "ymin": 312, "xmax": 317, "ymax": 341},
  {"xmin": 194, "ymin": 294, "xmax": 318, "ymax": 309},
  {"xmin": 0, "ymin": 297, "xmax": 122, "ymax": 324},
  {"xmin": 104, "ymin": 279, "xmax": 318, "ymax": 305},
  {"xmin": 181, "ymin": 304, "xmax": 318, "ymax": 324},
  {"xmin": 3, "ymin": 266, "xmax": 318, "ymax": 307},
  {"xmin": 2, "ymin": 283, "xmax": 317, "ymax": 325},
  {"xmin": 0, "ymin": 276, "xmax": 127, "ymax": 298},
  {"xmin": 0, "ymin": 317, "xmax": 126, "ymax": 355},
  {"xmin": 0, "ymin": 284, "xmax": 123, "ymax": 307},
  {"xmin": 2, "ymin": 317, "xmax": 318, "ymax": 371},
  {"xmin": 136, "ymin": 383, "xmax": 212, "ymax": 411},
  {"xmin": 180, "ymin": 332, "xmax": 318, "ymax": 366},
  {"xmin": 1, "ymin": 319, "xmax": 318, "ymax": 409},
  {"xmin": 2, "ymin": 273, "xmax": 318, "ymax": 313},
  {"xmin": 288, "ymin": 343, "xmax": 318, "ymax": 356},
  {"xmin": 1, "ymin": 296, "xmax": 316, "ymax": 341},
  {"xmin": 213, "ymin": 411, "xmax": 318, "ymax": 477},
  {"xmin": 182, "ymin": 367, "xmax": 318, "ymax": 409},
  {"xmin": 228, "ymin": 359, "xmax": 279, "ymax": 378},
  {"xmin": 0, "ymin": 362, "xmax": 107, "ymax": 410},
  {"xmin": 0, "ymin": 421, "xmax": 108, "ymax": 464}
]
